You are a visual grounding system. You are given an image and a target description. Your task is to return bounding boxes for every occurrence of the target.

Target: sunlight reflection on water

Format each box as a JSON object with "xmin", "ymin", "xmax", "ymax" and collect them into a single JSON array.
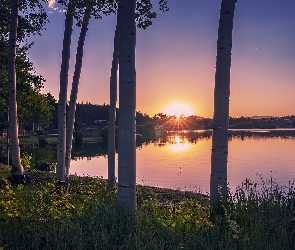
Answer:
[{"xmin": 70, "ymin": 134, "xmax": 295, "ymax": 194}]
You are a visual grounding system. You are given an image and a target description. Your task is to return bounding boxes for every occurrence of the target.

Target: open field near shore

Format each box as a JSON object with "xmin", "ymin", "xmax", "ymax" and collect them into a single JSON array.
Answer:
[{"xmin": 0, "ymin": 136, "xmax": 103, "ymax": 146}]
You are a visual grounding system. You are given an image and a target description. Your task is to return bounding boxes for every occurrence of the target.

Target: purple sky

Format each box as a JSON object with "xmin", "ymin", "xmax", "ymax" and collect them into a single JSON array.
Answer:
[{"xmin": 28, "ymin": 0, "xmax": 295, "ymax": 118}]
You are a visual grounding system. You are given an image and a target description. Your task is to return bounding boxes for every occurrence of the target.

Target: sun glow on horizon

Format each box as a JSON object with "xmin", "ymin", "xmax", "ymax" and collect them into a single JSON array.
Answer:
[{"xmin": 163, "ymin": 102, "xmax": 195, "ymax": 118}]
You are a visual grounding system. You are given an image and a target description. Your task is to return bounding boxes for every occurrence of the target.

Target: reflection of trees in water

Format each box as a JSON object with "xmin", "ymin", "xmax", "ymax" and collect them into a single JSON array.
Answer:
[
  {"xmin": 153, "ymin": 132, "xmax": 212, "ymax": 145},
  {"xmin": 24, "ymin": 147, "xmax": 56, "ymax": 166},
  {"xmin": 1, "ymin": 130, "xmax": 293, "ymax": 164},
  {"xmin": 0, "ymin": 146, "xmax": 57, "ymax": 166},
  {"xmin": 228, "ymin": 130, "xmax": 295, "ymax": 141},
  {"xmin": 149, "ymin": 130, "xmax": 295, "ymax": 148},
  {"xmin": 1, "ymin": 143, "xmax": 109, "ymax": 165},
  {"xmin": 72, "ymin": 143, "xmax": 108, "ymax": 160}
]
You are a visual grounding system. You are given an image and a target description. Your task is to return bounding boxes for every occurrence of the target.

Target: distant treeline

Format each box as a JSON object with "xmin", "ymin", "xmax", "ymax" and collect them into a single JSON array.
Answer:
[
  {"xmin": 45, "ymin": 100, "xmax": 155, "ymax": 130},
  {"xmin": 13, "ymin": 94, "xmax": 295, "ymax": 131},
  {"xmin": 229, "ymin": 116, "xmax": 295, "ymax": 129}
]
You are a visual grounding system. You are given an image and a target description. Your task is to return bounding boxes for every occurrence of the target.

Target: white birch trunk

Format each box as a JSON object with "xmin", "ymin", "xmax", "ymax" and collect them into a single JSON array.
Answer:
[
  {"xmin": 108, "ymin": 23, "xmax": 119, "ymax": 188},
  {"xmin": 8, "ymin": 0, "xmax": 24, "ymax": 174},
  {"xmin": 57, "ymin": 0, "xmax": 74, "ymax": 182},
  {"xmin": 65, "ymin": 10, "xmax": 90, "ymax": 178},
  {"xmin": 210, "ymin": 0, "xmax": 236, "ymax": 203},
  {"xmin": 117, "ymin": 0, "xmax": 137, "ymax": 212}
]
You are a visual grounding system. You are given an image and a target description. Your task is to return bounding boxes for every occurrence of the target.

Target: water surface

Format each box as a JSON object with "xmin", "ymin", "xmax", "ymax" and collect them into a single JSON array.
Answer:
[{"xmin": 69, "ymin": 131, "xmax": 295, "ymax": 193}]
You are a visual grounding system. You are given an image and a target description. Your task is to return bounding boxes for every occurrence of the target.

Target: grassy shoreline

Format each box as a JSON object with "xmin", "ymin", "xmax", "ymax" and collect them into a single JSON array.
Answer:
[
  {"xmin": 1, "ymin": 164, "xmax": 295, "ymax": 249},
  {"xmin": 0, "ymin": 136, "xmax": 103, "ymax": 146}
]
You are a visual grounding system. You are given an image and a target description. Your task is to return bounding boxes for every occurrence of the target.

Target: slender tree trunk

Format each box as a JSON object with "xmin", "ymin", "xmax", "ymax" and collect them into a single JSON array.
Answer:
[
  {"xmin": 108, "ymin": 23, "xmax": 119, "ymax": 188},
  {"xmin": 210, "ymin": 0, "xmax": 236, "ymax": 203},
  {"xmin": 8, "ymin": 0, "xmax": 23, "ymax": 174},
  {"xmin": 57, "ymin": 0, "xmax": 74, "ymax": 182},
  {"xmin": 117, "ymin": 0, "xmax": 137, "ymax": 212},
  {"xmin": 65, "ymin": 9, "xmax": 91, "ymax": 178}
]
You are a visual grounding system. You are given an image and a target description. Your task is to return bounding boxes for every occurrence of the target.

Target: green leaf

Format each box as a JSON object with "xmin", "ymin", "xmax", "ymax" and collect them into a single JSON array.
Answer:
[{"xmin": 16, "ymin": 184, "xmax": 24, "ymax": 191}]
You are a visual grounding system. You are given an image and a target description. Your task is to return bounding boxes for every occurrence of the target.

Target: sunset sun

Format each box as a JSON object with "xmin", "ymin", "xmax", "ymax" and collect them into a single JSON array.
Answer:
[{"xmin": 163, "ymin": 102, "xmax": 195, "ymax": 118}]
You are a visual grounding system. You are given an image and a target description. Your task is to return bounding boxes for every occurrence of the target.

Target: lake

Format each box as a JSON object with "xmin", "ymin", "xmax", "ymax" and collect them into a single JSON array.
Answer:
[
  {"xmin": 69, "ymin": 129, "xmax": 295, "ymax": 194},
  {"xmin": 2, "ymin": 129, "xmax": 293, "ymax": 194}
]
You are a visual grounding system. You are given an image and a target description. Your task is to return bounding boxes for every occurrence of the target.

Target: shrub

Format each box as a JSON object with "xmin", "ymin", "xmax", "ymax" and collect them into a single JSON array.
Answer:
[
  {"xmin": 35, "ymin": 130, "xmax": 47, "ymax": 136},
  {"xmin": 38, "ymin": 137, "xmax": 48, "ymax": 148},
  {"xmin": 0, "ymin": 164, "xmax": 11, "ymax": 178},
  {"xmin": 100, "ymin": 126, "xmax": 108, "ymax": 141},
  {"xmin": 73, "ymin": 131, "xmax": 85, "ymax": 145},
  {"xmin": 21, "ymin": 152, "xmax": 33, "ymax": 170},
  {"xmin": 100, "ymin": 126, "xmax": 118, "ymax": 142},
  {"xmin": 35, "ymin": 161, "xmax": 55, "ymax": 172}
]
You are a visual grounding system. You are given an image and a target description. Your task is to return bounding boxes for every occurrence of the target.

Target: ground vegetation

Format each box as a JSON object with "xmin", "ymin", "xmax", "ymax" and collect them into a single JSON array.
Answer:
[{"xmin": 0, "ymin": 164, "xmax": 294, "ymax": 249}]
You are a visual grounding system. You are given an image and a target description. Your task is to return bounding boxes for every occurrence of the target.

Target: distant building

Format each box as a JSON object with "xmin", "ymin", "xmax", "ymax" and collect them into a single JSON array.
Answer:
[
  {"xmin": 94, "ymin": 120, "xmax": 107, "ymax": 125},
  {"xmin": 155, "ymin": 125, "xmax": 164, "ymax": 136}
]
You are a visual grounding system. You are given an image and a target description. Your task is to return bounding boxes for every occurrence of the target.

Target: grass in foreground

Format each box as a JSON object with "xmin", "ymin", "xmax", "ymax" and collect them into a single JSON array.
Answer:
[{"xmin": 0, "ymin": 164, "xmax": 294, "ymax": 249}]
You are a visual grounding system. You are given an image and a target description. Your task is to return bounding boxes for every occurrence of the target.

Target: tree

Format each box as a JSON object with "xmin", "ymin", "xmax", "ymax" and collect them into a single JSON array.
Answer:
[
  {"xmin": 210, "ymin": 0, "xmax": 237, "ymax": 203},
  {"xmin": 114, "ymin": 0, "xmax": 169, "ymax": 209},
  {"xmin": 117, "ymin": 0, "xmax": 137, "ymax": 212},
  {"xmin": 44, "ymin": 92, "xmax": 58, "ymax": 129},
  {"xmin": 75, "ymin": 102, "xmax": 109, "ymax": 125},
  {"xmin": 19, "ymin": 91, "xmax": 53, "ymax": 130},
  {"xmin": 7, "ymin": 0, "xmax": 23, "ymax": 174},
  {"xmin": 108, "ymin": 0, "xmax": 167, "ymax": 189},
  {"xmin": 108, "ymin": 22, "xmax": 119, "ymax": 188},
  {"xmin": 1, "ymin": 0, "xmax": 48, "ymax": 42},
  {"xmin": 0, "ymin": 40, "xmax": 52, "ymax": 132},
  {"xmin": 5, "ymin": 0, "xmax": 48, "ymax": 175},
  {"xmin": 65, "ymin": 6, "xmax": 91, "ymax": 178},
  {"xmin": 57, "ymin": 0, "xmax": 113, "ymax": 181},
  {"xmin": 65, "ymin": 0, "xmax": 114, "ymax": 177},
  {"xmin": 56, "ymin": 0, "xmax": 75, "ymax": 182}
]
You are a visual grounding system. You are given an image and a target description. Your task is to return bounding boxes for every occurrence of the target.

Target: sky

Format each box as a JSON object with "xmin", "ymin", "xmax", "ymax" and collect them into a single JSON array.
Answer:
[{"xmin": 27, "ymin": 0, "xmax": 295, "ymax": 118}]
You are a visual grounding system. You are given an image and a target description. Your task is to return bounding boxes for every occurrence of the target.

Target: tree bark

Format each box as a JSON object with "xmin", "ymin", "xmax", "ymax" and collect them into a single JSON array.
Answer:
[
  {"xmin": 8, "ymin": 0, "xmax": 24, "ymax": 174},
  {"xmin": 117, "ymin": 0, "xmax": 137, "ymax": 212},
  {"xmin": 65, "ymin": 9, "xmax": 90, "ymax": 178},
  {"xmin": 57, "ymin": 0, "xmax": 74, "ymax": 182},
  {"xmin": 210, "ymin": 0, "xmax": 236, "ymax": 203},
  {"xmin": 108, "ymin": 23, "xmax": 119, "ymax": 188}
]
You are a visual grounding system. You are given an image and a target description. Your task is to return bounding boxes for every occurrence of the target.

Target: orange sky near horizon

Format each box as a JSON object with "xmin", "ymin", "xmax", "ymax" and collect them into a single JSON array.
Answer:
[{"xmin": 29, "ymin": 0, "xmax": 295, "ymax": 118}]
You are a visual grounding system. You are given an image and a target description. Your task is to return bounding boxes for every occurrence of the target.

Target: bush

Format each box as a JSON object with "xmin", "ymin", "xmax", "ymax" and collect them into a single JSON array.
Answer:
[
  {"xmin": 100, "ymin": 126, "xmax": 118, "ymax": 142},
  {"xmin": 21, "ymin": 152, "xmax": 33, "ymax": 170},
  {"xmin": 100, "ymin": 126, "xmax": 108, "ymax": 141},
  {"xmin": 35, "ymin": 161, "xmax": 55, "ymax": 171},
  {"xmin": 73, "ymin": 131, "xmax": 84, "ymax": 145},
  {"xmin": 0, "ymin": 164, "xmax": 11, "ymax": 178},
  {"xmin": 35, "ymin": 130, "xmax": 47, "ymax": 136},
  {"xmin": 38, "ymin": 137, "xmax": 48, "ymax": 148}
]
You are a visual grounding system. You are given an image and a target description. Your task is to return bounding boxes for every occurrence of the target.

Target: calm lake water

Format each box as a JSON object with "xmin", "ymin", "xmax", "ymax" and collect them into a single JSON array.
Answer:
[{"xmin": 68, "ymin": 129, "xmax": 295, "ymax": 194}]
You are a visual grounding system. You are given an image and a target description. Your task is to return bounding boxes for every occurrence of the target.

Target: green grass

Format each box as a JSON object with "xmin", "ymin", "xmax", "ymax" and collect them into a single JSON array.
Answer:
[
  {"xmin": 0, "ymin": 136, "xmax": 103, "ymax": 146},
  {"xmin": 0, "ymin": 164, "xmax": 294, "ymax": 249}
]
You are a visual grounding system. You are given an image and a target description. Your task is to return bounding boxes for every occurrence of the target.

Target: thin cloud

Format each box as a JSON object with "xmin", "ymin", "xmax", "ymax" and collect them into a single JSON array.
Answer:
[
  {"xmin": 48, "ymin": 0, "xmax": 57, "ymax": 9},
  {"xmin": 47, "ymin": 0, "xmax": 63, "ymax": 12}
]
